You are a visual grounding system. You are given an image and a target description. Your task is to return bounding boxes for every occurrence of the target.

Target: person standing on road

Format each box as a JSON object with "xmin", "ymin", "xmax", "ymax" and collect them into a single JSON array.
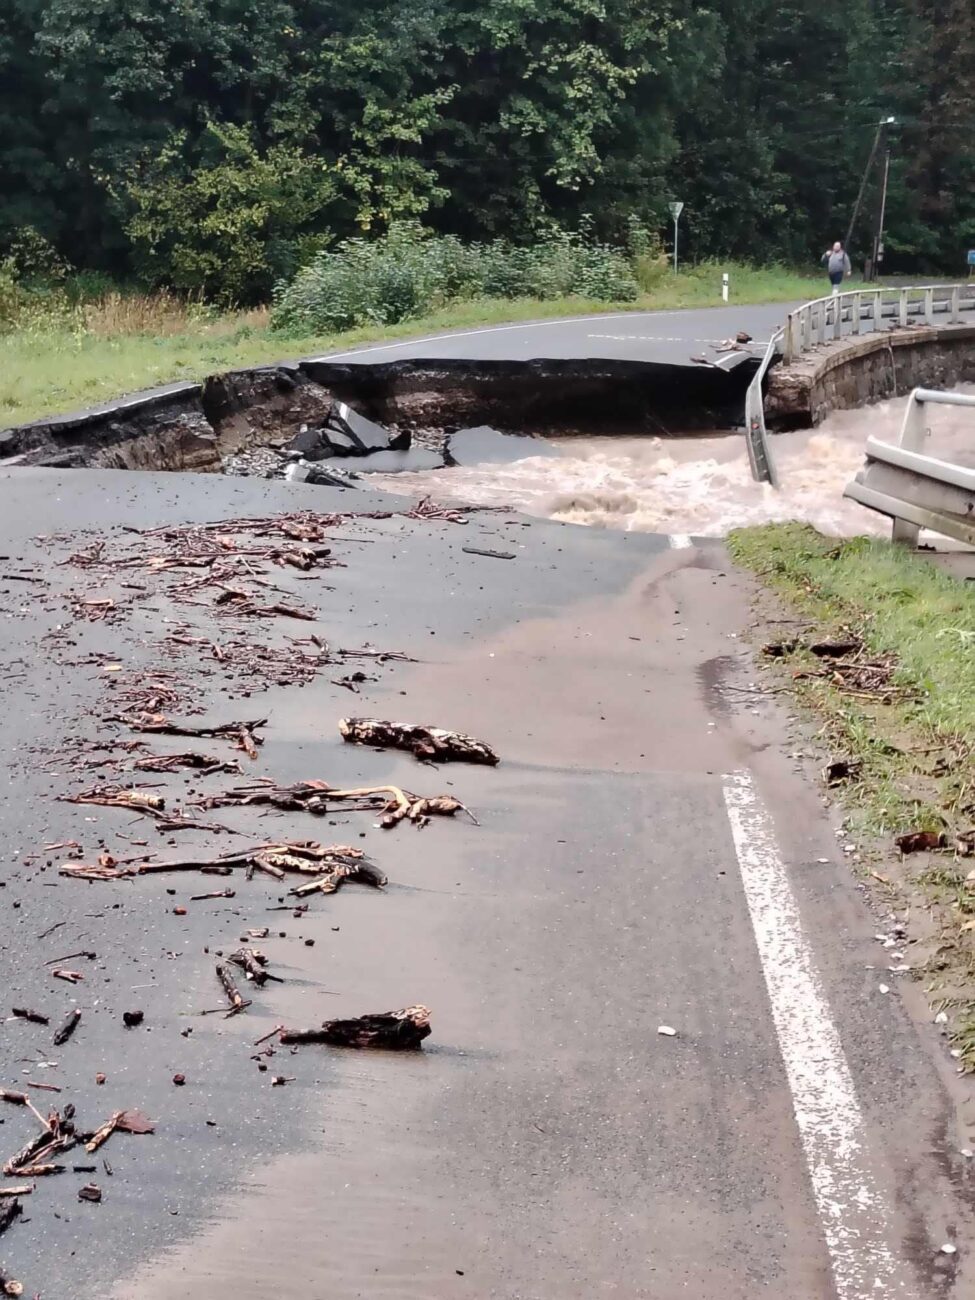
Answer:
[{"xmin": 822, "ymin": 241, "xmax": 852, "ymax": 294}]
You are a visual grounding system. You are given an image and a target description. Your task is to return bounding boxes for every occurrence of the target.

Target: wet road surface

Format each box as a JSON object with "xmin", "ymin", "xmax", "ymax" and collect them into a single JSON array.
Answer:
[
  {"xmin": 0, "ymin": 468, "xmax": 972, "ymax": 1300},
  {"xmin": 311, "ymin": 302, "xmax": 793, "ymax": 369}
]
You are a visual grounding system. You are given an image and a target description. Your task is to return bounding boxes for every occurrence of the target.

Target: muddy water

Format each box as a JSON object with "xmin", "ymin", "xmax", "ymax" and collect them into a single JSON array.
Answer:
[{"xmin": 368, "ymin": 389, "xmax": 975, "ymax": 538}]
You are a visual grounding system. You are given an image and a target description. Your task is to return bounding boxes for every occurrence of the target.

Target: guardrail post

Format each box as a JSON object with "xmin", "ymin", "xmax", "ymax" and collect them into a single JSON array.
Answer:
[
  {"xmin": 833, "ymin": 296, "xmax": 843, "ymax": 341},
  {"xmin": 898, "ymin": 388, "xmax": 927, "ymax": 452},
  {"xmin": 783, "ymin": 316, "xmax": 797, "ymax": 363},
  {"xmin": 899, "ymin": 289, "xmax": 908, "ymax": 326},
  {"xmin": 817, "ymin": 302, "xmax": 827, "ymax": 346},
  {"xmin": 851, "ymin": 292, "xmax": 862, "ymax": 336},
  {"xmin": 951, "ymin": 286, "xmax": 961, "ymax": 323},
  {"xmin": 924, "ymin": 288, "xmax": 934, "ymax": 325}
]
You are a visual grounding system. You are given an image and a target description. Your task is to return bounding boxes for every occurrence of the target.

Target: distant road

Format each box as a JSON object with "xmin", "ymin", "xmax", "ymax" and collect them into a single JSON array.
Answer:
[{"xmin": 310, "ymin": 301, "xmax": 799, "ymax": 370}]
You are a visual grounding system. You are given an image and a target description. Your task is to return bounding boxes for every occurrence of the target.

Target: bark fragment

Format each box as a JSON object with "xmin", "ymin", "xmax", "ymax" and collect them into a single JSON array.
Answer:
[
  {"xmin": 281, "ymin": 1004, "xmax": 431, "ymax": 1050},
  {"xmin": 339, "ymin": 718, "xmax": 499, "ymax": 765}
]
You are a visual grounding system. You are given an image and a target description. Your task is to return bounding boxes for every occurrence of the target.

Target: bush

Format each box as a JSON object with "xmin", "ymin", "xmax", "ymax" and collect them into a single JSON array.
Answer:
[{"xmin": 272, "ymin": 222, "xmax": 638, "ymax": 334}]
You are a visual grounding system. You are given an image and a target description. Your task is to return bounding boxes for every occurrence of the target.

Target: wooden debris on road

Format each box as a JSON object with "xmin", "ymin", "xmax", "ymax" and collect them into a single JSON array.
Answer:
[
  {"xmin": 193, "ymin": 779, "xmax": 475, "ymax": 829},
  {"xmin": 228, "ymin": 949, "xmax": 280, "ymax": 986},
  {"xmin": 0, "ymin": 1199, "xmax": 21, "ymax": 1237},
  {"xmin": 339, "ymin": 718, "xmax": 499, "ymax": 765},
  {"xmin": 59, "ymin": 784, "xmax": 232, "ymax": 834},
  {"xmin": 11, "ymin": 1008, "xmax": 48, "ymax": 1026},
  {"xmin": 133, "ymin": 751, "xmax": 242, "ymax": 775},
  {"xmin": 216, "ymin": 964, "xmax": 250, "ymax": 1016},
  {"xmin": 52, "ymin": 1009, "xmax": 82, "ymax": 1046},
  {"xmin": 281, "ymin": 1004, "xmax": 431, "ymax": 1051},
  {"xmin": 109, "ymin": 714, "xmax": 267, "ymax": 758}
]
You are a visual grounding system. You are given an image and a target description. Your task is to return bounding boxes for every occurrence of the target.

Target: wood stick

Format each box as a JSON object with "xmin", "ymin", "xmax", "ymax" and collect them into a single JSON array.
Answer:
[
  {"xmin": 53, "ymin": 1008, "xmax": 82, "ymax": 1046},
  {"xmin": 85, "ymin": 1112, "xmax": 122, "ymax": 1154},
  {"xmin": 216, "ymin": 964, "xmax": 249, "ymax": 1016},
  {"xmin": 11, "ymin": 1008, "xmax": 48, "ymax": 1026},
  {"xmin": 0, "ymin": 1188, "xmax": 31, "ymax": 1199}
]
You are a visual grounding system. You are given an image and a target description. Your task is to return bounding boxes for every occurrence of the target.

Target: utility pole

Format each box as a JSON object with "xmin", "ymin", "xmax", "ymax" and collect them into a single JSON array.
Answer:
[
  {"xmin": 845, "ymin": 116, "xmax": 895, "ymax": 268},
  {"xmin": 871, "ymin": 145, "xmax": 892, "ymax": 281}
]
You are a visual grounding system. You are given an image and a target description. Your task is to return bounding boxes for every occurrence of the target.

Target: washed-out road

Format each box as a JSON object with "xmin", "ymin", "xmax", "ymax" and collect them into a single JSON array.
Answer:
[{"xmin": 0, "ymin": 466, "xmax": 971, "ymax": 1300}]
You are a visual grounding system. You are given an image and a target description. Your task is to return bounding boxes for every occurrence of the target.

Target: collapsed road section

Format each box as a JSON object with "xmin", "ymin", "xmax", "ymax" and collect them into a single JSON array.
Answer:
[{"xmin": 0, "ymin": 354, "xmax": 761, "ymax": 477}]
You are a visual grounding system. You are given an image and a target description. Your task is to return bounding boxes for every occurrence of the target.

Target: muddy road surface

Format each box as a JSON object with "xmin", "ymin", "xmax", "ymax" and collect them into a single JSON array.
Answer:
[{"xmin": 0, "ymin": 468, "xmax": 972, "ymax": 1300}]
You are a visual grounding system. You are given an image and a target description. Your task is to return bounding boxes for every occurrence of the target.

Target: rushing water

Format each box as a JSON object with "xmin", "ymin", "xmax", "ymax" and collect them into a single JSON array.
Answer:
[{"xmin": 367, "ymin": 388, "xmax": 975, "ymax": 538}]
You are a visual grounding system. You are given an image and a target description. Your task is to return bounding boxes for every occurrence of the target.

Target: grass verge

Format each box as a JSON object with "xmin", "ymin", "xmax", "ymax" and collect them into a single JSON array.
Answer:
[
  {"xmin": 1, "ymin": 263, "xmax": 832, "ymax": 427},
  {"xmin": 729, "ymin": 522, "xmax": 975, "ymax": 1068}
]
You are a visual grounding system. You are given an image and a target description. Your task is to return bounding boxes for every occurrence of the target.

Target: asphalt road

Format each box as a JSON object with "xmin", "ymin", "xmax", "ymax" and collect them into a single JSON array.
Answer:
[
  {"xmin": 309, "ymin": 302, "xmax": 796, "ymax": 369},
  {"xmin": 0, "ymin": 468, "xmax": 972, "ymax": 1300}
]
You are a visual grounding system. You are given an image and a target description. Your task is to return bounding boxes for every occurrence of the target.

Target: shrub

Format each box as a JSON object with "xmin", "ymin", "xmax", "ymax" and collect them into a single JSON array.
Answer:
[{"xmin": 271, "ymin": 221, "xmax": 638, "ymax": 334}]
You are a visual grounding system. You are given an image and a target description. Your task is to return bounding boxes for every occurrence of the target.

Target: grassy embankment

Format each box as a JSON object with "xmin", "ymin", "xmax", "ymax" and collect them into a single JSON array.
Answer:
[
  {"xmin": 0, "ymin": 264, "xmax": 831, "ymax": 427},
  {"xmin": 730, "ymin": 523, "xmax": 975, "ymax": 1067}
]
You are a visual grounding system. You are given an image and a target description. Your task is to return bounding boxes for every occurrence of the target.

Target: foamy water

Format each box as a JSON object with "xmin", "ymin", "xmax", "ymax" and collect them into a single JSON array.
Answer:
[{"xmin": 367, "ymin": 389, "xmax": 975, "ymax": 538}]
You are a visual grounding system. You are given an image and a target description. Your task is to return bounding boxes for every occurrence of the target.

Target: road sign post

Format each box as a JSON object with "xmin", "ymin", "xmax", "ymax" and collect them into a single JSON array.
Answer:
[{"xmin": 668, "ymin": 201, "xmax": 684, "ymax": 274}]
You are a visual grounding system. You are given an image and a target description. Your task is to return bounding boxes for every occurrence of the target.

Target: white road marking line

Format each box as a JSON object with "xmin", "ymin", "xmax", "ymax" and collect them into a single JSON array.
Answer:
[
  {"xmin": 669, "ymin": 534, "xmax": 693, "ymax": 549},
  {"xmin": 309, "ymin": 310, "xmax": 690, "ymax": 361},
  {"xmin": 722, "ymin": 771, "xmax": 915, "ymax": 1300}
]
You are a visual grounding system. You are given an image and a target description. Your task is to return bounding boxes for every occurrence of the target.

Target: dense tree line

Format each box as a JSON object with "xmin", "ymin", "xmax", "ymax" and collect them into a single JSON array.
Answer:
[{"xmin": 0, "ymin": 0, "xmax": 972, "ymax": 302}]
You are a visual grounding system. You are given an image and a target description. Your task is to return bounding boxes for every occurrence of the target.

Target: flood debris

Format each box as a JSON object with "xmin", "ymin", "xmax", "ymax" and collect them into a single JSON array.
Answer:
[
  {"xmin": 78, "ymin": 1182, "xmax": 102, "ymax": 1203},
  {"xmin": 823, "ymin": 759, "xmax": 862, "ymax": 787},
  {"xmin": 339, "ymin": 718, "xmax": 499, "ymax": 765},
  {"xmin": 122, "ymin": 1010, "xmax": 144, "ymax": 1028},
  {"xmin": 110, "ymin": 714, "xmax": 267, "ymax": 758},
  {"xmin": 59, "ymin": 784, "xmax": 231, "ymax": 834},
  {"xmin": 52, "ymin": 1009, "xmax": 82, "ymax": 1046},
  {"xmin": 895, "ymin": 829, "xmax": 946, "ymax": 854},
  {"xmin": 289, "ymin": 857, "xmax": 387, "ymax": 898},
  {"xmin": 0, "ymin": 1188, "xmax": 31, "ymax": 1200},
  {"xmin": 193, "ymin": 779, "xmax": 476, "ymax": 829},
  {"xmin": 229, "ymin": 949, "xmax": 281, "ymax": 986},
  {"xmin": 461, "ymin": 546, "xmax": 515, "ymax": 561},
  {"xmin": 0, "ymin": 1198, "xmax": 22, "ymax": 1237},
  {"xmin": 11, "ymin": 1008, "xmax": 48, "ymax": 1026},
  {"xmin": 216, "ymin": 963, "xmax": 250, "ymax": 1016},
  {"xmin": 133, "ymin": 751, "xmax": 242, "ymax": 775},
  {"xmin": 51, "ymin": 969, "xmax": 84, "ymax": 984},
  {"xmin": 280, "ymin": 1004, "xmax": 432, "ymax": 1050}
]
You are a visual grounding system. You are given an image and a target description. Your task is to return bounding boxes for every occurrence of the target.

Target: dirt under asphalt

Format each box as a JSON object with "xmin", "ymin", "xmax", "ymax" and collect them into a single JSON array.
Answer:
[{"xmin": 0, "ymin": 467, "xmax": 972, "ymax": 1299}]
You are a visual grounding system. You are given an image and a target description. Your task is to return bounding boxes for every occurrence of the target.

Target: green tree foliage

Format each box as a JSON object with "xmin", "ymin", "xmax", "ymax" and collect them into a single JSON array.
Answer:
[
  {"xmin": 0, "ymin": 0, "xmax": 971, "ymax": 297},
  {"xmin": 122, "ymin": 122, "xmax": 337, "ymax": 302}
]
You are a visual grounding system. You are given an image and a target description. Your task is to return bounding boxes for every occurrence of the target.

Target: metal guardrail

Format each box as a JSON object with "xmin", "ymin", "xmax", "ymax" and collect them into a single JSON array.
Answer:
[
  {"xmin": 783, "ymin": 284, "xmax": 975, "ymax": 364},
  {"xmin": 843, "ymin": 387, "xmax": 975, "ymax": 547},
  {"xmin": 744, "ymin": 284, "xmax": 975, "ymax": 488},
  {"xmin": 743, "ymin": 334, "xmax": 780, "ymax": 488}
]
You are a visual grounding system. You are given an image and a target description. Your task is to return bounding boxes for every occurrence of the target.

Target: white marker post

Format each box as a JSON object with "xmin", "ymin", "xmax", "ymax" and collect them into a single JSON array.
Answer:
[
  {"xmin": 722, "ymin": 271, "xmax": 729, "ymax": 302},
  {"xmin": 668, "ymin": 201, "xmax": 684, "ymax": 274}
]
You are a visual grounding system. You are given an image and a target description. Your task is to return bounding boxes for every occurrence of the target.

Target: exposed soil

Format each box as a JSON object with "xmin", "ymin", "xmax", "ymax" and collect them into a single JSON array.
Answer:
[{"xmin": 0, "ymin": 357, "xmax": 759, "ymax": 474}]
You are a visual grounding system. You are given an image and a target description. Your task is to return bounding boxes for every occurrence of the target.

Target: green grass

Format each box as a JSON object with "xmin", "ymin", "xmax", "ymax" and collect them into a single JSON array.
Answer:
[
  {"xmin": 1, "ymin": 263, "xmax": 830, "ymax": 426},
  {"xmin": 730, "ymin": 522, "xmax": 975, "ymax": 1066}
]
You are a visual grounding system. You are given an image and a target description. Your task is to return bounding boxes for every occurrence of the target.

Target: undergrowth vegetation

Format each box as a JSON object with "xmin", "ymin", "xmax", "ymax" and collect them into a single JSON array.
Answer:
[{"xmin": 730, "ymin": 523, "xmax": 975, "ymax": 1068}]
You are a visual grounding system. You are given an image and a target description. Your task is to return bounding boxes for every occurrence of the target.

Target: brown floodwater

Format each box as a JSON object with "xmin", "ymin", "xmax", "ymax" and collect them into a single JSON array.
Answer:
[{"xmin": 366, "ymin": 389, "xmax": 975, "ymax": 538}]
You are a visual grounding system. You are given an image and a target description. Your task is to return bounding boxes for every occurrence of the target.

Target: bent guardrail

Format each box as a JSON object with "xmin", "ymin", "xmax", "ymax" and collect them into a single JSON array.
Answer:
[
  {"xmin": 843, "ymin": 387, "xmax": 975, "ymax": 547},
  {"xmin": 743, "ymin": 333, "xmax": 780, "ymax": 488}
]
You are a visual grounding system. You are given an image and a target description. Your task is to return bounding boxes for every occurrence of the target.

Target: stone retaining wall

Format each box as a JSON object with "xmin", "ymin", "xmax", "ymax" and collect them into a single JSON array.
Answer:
[{"xmin": 765, "ymin": 324, "xmax": 975, "ymax": 428}]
